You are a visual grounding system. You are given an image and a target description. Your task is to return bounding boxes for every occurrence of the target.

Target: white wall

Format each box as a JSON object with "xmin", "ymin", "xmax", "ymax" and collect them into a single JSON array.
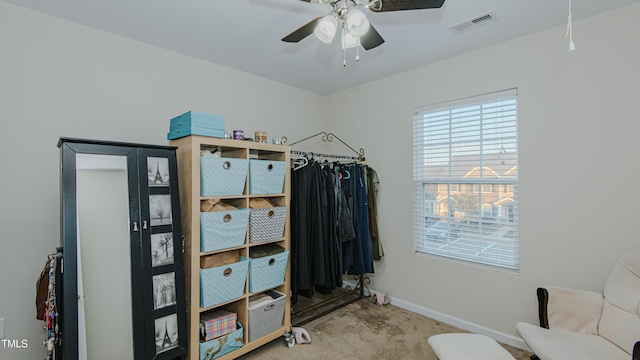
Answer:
[
  {"xmin": 2, "ymin": 1, "xmax": 640, "ymax": 358},
  {"xmin": 0, "ymin": 2, "xmax": 323, "ymax": 359},
  {"xmin": 325, "ymin": 2, "xmax": 640, "ymax": 348}
]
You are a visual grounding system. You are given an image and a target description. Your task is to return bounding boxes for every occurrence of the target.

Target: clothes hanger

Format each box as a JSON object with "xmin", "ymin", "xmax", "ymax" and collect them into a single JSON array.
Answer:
[{"xmin": 291, "ymin": 155, "xmax": 308, "ymax": 171}]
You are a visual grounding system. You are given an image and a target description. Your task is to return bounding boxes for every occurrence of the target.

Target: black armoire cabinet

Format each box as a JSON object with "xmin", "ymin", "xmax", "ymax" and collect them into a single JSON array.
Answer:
[{"xmin": 58, "ymin": 138, "xmax": 187, "ymax": 360}]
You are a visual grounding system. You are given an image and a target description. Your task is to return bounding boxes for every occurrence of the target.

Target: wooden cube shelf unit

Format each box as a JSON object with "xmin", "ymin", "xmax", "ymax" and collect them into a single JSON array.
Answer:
[{"xmin": 169, "ymin": 135, "xmax": 291, "ymax": 360}]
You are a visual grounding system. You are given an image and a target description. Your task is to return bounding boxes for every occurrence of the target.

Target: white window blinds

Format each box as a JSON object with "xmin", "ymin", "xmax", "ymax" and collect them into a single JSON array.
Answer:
[{"xmin": 413, "ymin": 89, "xmax": 519, "ymax": 270}]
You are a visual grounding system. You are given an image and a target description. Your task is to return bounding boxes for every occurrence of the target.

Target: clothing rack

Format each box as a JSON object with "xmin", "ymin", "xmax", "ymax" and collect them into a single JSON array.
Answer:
[
  {"xmin": 291, "ymin": 275, "xmax": 371, "ymax": 327},
  {"xmin": 285, "ymin": 132, "xmax": 371, "ymax": 326},
  {"xmin": 290, "ymin": 150, "xmax": 361, "ymax": 162},
  {"xmin": 283, "ymin": 131, "xmax": 366, "ymax": 162}
]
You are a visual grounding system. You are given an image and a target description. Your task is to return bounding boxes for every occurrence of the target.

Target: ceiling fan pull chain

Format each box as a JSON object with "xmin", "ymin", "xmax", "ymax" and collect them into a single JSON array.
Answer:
[
  {"xmin": 565, "ymin": 0, "xmax": 575, "ymax": 51},
  {"xmin": 356, "ymin": 38, "xmax": 361, "ymax": 61},
  {"xmin": 344, "ymin": 47, "xmax": 347, "ymax": 67}
]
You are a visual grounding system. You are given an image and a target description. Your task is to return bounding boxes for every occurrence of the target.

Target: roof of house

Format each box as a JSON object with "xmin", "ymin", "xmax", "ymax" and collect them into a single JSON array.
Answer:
[{"xmin": 423, "ymin": 152, "xmax": 517, "ymax": 179}]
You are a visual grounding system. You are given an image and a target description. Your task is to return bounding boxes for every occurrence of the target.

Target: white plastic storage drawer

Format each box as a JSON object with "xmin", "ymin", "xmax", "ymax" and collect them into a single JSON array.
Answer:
[
  {"xmin": 248, "ymin": 159, "xmax": 286, "ymax": 195},
  {"xmin": 248, "ymin": 290, "xmax": 286, "ymax": 342},
  {"xmin": 200, "ymin": 208, "xmax": 249, "ymax": 252},
  {"xmin": 200, "ymin": 157, "xmax": 248, "ymax": 196}
]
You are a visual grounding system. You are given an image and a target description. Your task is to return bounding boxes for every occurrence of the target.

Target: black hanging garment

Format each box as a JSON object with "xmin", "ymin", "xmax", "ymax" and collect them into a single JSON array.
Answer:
[
  {"xmin": 290, "ymin": 158, "xmax": 374, "ymax": 304},
  {"xmin": 343, "ymin": 163, "xmax": 373, "ymax": 275}
]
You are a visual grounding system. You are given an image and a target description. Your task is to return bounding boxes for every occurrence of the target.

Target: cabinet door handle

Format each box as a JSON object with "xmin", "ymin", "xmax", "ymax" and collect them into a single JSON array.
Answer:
[
  {"xmin": 133, "ymin": 222, "xmax": 139, "ymax": 232},
  {"xmin": 143, "ymin": 220, "xmax": 148, "ymax": 230}
]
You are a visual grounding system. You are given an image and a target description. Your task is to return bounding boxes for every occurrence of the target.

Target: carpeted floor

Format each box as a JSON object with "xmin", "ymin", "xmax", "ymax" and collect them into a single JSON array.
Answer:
[{"xmin": 237, "ymin": 297, "xmax": 533, "ymax": 359}]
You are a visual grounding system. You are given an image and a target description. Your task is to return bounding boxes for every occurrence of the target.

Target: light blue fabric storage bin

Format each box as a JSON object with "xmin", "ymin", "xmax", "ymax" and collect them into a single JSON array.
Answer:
[
  {"xmin": 248, "ymin": 159, "xmax": 286, "ymax": 195},
  {"xmin": 200, "ymin": 157, "xmax": 248, "ymax": 196},
  {"xmin": 200, "ymin": 257, "xmax": 248, "ymax": 308},
  {"xmin": 200, "ymin": 208, "xmax": 249, "ymax": 252},
  {"xmin": 171, "ymin": 111, "xmax": 225, "ymax": 130},
  {"xmin": 249, "ymin": 206, "xmax": 287, "ymax": 244},
  {"xmin": 248, "ymin": 250, "xmax": 289, "ymax": 293},
  {"xmin": 199, "ymin": 322, "xmax": 243, "ymax": 360}
]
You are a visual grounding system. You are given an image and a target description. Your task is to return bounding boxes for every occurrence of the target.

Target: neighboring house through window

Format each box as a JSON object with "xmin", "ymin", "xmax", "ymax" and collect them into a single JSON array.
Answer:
[{"xmin": 413, "ymin": 89, "xmax": 519, "ymax": 270}]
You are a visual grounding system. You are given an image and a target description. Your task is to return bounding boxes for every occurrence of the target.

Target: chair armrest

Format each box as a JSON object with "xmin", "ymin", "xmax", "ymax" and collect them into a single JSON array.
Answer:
[{"xmin": 537, "ymin": 286, "xmax": 604, "ymax": 334}]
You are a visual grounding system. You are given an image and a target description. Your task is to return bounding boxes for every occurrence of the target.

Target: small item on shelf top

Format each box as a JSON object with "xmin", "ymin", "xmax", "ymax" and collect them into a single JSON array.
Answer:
[{"xmin": 254, "ymin": 131, "xmax": 267, "ymax": 143}]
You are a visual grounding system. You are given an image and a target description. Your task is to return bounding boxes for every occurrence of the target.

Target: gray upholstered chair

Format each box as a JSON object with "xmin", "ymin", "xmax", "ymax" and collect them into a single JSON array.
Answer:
[{"xmin": 517, "ymin": 248, "xmax": 640, "ymax": 360}]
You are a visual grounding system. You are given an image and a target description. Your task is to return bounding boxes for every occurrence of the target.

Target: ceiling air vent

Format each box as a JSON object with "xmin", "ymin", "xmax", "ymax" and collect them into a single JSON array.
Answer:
[{"xmin": 448, "ymin": 11, "xmax": 497, "ymax": 34}]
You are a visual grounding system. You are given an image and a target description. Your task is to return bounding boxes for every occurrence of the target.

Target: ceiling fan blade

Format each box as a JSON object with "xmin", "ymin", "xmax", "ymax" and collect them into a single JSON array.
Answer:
[
  {"xmin": 282, "ymin": 16, "xmax": 322, "ymax": 43},
  {"xmin": 371, "ymin": 0, "xmax": 445, "ymax": 12},
  {"xmin": 360, "ymin": 24, "xmax": 385, "ymax": 50}
]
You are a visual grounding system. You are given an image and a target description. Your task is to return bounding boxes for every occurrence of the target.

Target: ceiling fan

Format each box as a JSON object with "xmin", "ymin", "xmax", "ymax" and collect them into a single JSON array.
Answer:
[{"xmin": 282, "ymin": 0, "xmax": 446, "ymax": 51}]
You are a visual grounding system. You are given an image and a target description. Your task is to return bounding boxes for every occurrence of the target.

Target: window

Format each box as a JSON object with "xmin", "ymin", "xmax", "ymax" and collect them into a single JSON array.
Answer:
[
  {"xmin": 473, "ymin": 184, "xmax": 493, "ymax": 193},
  {"xmin": 413, "ymin": 89, "xmax": 519, "ymax": 270}
]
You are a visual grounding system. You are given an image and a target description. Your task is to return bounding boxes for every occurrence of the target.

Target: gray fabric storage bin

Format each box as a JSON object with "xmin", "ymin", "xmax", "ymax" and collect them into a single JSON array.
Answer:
[
  {"xmin": 249, "ymin": 206, "xmax": 287, "ymax": 243},
  {"xmin": 247, "ymin": 290, "xmax": 285, "ymax": 342}
]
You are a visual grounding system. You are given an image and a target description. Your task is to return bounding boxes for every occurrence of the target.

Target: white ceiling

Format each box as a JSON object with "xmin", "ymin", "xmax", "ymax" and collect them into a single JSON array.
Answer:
[{"xmin": 4, "ymin": 0, "xmax": 639, "ymax": 94}]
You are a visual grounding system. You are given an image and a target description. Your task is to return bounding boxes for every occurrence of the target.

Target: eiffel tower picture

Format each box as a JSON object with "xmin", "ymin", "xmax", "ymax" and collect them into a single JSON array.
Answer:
[
  {"xmin": 148, "ymin": 157, "xmax": 169, "ymax": 186},
  {"xmin": 155, "ymin": 314, "xmax": 178, "ymax": 352},
  {"xmin": 154, "ymin": 161, "xmax": 164, "ymax": 185},
  {"xmin": 162, "ymin": 320, "xmax": 172, "ymax": 349}
]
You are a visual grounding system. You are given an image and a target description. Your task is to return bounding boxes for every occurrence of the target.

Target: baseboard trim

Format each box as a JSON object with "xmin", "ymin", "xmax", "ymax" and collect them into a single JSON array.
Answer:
[{"xmin": 343, "ymin": 280, "xmax": 530, "ymax": 351}]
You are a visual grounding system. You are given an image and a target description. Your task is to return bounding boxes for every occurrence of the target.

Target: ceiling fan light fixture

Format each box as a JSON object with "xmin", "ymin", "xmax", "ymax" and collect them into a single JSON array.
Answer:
[
  {"xmin": 364, "ymin": 0, "xmax": 382, "ymax": 11},
  {"xmin": 314, "ymin": 14, "xmax": 338, "ymax": 43},
  {"xmin": 346, "ymin": 8, "xmax": 370, "ymax": 37},
  {"xmin": 341, "ymin": 27, "xmax": 359, "ymax": 49}
]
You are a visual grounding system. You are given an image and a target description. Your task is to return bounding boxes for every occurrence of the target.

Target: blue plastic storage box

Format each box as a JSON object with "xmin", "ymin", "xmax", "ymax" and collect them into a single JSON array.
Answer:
[
  {"xmin": 200, "ymin": 208, "xmax": 250, "ymax": 252},
  {"xmin": 248, "ymin": 159, "xmax": 286, "ymax": 195},
  {"xmin": 171, "ymin": 110, "xmax": 225, "ymax": 129},
  {"xmin": 168, "ymin": 127, "xmax": 225, "ymax": 140},
  {"xmin": 200, "ymin": 257, "xmax": 248, "ymax": 308},
  {"xmin": 200, "ymin": 157, "xmax": 248, "ymax": 196},
  {"xmin": 199, "ymin": 322, "xmax": 243, "ymax": 360},
  {"xmin": 168, "ymin": 111, "xmax": 225, "ymax": 140}
]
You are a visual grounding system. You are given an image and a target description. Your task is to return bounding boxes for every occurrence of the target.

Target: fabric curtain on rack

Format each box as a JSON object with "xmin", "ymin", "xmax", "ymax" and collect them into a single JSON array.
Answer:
[{"xmin": 290, "ymin": 157, "xmax": 377, "ymax": 304}]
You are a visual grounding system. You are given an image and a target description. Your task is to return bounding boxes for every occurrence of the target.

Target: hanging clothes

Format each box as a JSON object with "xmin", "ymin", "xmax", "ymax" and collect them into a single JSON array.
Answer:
[
  {"xmin": 340, "ymin": 163, "xmax": 373, "ymax": 275},
  {"xmin": 292, "ymin": 160, "xmax": 342, "ymax": 298},
  {"xmin": 365, "ymin": 165, "xmax": 384, "ymax": 260},
  {"xmin": 290, "ymin": 157, "xmax": 376, "ymax": 303}
]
